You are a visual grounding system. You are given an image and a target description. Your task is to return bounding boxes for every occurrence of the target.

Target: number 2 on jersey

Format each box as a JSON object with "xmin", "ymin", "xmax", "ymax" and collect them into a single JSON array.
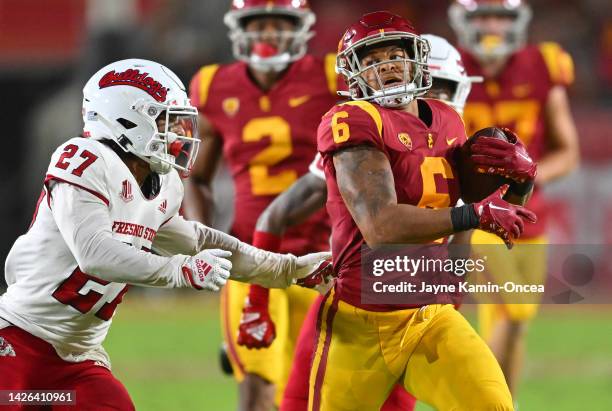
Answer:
[
  {"xmin": 55, "ymin": 144, "xmax": 99, "ymax": 177},
  {"xmin": 52, "ymin": 268, "xmax": 128, "ymax": 321},
  {"xmin": 242, "ymin": 116, "xmax": 297, "ymax": 195}
]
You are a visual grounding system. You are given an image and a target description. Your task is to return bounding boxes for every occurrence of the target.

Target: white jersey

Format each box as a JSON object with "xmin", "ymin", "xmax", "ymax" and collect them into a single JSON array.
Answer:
[
  {"xmin": 0, "ymin": 137, "xmax": 183, "ymax": 366},
  {"xmin": 0, "ymin": 138, "xmax": 319, "ymax": 367}
]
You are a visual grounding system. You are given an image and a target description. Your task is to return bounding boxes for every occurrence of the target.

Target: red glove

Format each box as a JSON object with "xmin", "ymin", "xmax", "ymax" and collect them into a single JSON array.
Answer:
[
  {"xmin": 295, "ymin": 258, "xmax": 335, "ymax": 293},
  {"xmin": 473, "ymin": 185, "xmax": 537, "ymax": 248},
  {"xmin": 237, "ymin": 285, "xmax": 276, "ymax": 349},
  {"xmin": 470, "ymin": 129, "xmax": 537, "ymax": 184},
  {"xmin": 236, "ymin": 231, "xmax": 281, "ymax": 349}
]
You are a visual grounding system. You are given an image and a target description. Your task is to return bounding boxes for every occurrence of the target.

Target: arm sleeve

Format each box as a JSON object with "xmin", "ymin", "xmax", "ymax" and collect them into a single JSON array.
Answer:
[
  {"xmin": 317, "ymin": 101, "xmax": 385, "ymax": 156},
  {"xmin": 153, "ymin": 215, "xmax": 297, "ymax": 288},
  {"xmin": 50, "ymin": 182, "xmax": 189, "ymax": 288}
]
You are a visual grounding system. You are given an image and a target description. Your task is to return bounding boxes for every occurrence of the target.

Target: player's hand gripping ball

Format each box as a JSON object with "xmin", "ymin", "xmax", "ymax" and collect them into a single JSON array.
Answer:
[{"xmin": 457, "ymin": 127, "xmax": 536, "ymax": 202}]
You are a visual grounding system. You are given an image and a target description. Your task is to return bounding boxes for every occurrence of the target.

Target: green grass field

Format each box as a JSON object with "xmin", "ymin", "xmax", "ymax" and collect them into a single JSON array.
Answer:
[{"xmin": 105, "ymin": 292, "xmax": 612, "ymax": 410}]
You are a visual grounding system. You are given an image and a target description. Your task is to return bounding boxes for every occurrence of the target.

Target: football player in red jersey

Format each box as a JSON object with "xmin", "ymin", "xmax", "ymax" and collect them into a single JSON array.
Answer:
[
  {"xmin": 449, "ymin": 0, "xmax": 580, "ymax": 396},
  {"xmin": 184, "ymin": 1, "xmax": 340, "ymax": 409},
  {"xmin": 308, "ymin": 11, "xmax": 538, "ymax": 410},
  {"xmin": 250, "ymin": 33, "xmax": 482, "ymax": 411}
]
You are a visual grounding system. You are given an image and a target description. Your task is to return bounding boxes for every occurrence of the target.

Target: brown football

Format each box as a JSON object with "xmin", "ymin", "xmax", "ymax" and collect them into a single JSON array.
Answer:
[{"xmin": 456, "ymin": 127, "xmax": 514, "ymax": 203}]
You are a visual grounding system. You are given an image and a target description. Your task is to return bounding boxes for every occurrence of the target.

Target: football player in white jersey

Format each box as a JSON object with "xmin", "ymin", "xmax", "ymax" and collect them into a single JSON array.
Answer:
[{"xmin": 0, "ymin": 59, "xmax": 330, "ymax": 410}]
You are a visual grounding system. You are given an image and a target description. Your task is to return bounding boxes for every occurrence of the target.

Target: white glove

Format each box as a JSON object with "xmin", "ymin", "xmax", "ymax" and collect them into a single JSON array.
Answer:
[
  {"xmin": 294, "ymin": 255, "xmax": 335, "ymax": 294},
  {"xmin": 181, "ymin": 249, "xmax": 232, "ymax": 291},
  {"xmin": 291, "ymin": 252, "xmax": 333, "ymax": 286}
]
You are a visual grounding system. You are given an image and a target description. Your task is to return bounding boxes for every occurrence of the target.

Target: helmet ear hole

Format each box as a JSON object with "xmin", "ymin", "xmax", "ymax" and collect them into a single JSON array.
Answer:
[{"xmin": 116, "ymin": 118, "xmax": 138, "ymax": 130}]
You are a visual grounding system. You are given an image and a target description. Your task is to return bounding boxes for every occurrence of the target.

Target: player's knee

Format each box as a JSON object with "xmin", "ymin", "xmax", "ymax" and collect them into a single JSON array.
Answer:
[{"xmin": 240, "ymin": 373, "xmax": 276, "ymax": 411}]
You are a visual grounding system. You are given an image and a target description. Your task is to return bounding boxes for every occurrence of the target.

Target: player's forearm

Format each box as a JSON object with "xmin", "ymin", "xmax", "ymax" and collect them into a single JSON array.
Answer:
[
  {"xmin": 538, "ymin": 86, "xmax": 580, "ymax": 184},
  {"xmin": 50, "ymin": 183, "xmax": 189, "ymax": 288},
  {"xmin": 363, "ymin": 204, "xmax": 455, "ymax": 246},
  {"xmin": 255, "ymin": 173, "xmax": 327, "ymax": 235},
  {"xmin": 535, "ymin": 148, "xmax": 579, "ymax": 184},
  {"xmin": 77, "ymin": 231, "xmax": 188, "ymax": 287},
  {"xmin": 198, "ymin": 224, "xmax": 296, "ymax": 288},
  {"xmin": 181, "ymin": 179, "xmax": 214, "ymax": 225}
]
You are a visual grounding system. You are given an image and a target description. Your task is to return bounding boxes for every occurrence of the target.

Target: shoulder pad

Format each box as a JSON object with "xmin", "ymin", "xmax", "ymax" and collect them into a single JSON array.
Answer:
[
  {"xmin": 189, "ymin": 64, "xmax": 221, "ymax": 109},
  {"xmin": 45, "ymin": 138, "xmax": 111, "ymax": 205},
  {"xmin": 317, "ymin": 101, "xmax": 384, "ymax": 155},
  {"xmin": 538, "ymin": 42, "xmax": 575, "ymax": 86}
]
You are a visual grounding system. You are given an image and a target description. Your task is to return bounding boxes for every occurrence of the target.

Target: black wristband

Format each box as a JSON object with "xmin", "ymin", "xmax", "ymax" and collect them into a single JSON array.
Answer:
[
  {"xmin": 451, "ymin": 204, "xmax": 480, "ymax": 232},
  {"xmin": 508, "ymin": 180, "xmax": 534, "ymax": 197}
]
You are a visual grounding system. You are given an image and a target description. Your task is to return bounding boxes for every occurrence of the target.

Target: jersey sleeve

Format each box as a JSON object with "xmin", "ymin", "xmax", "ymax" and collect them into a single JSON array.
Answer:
[
  {"xmin": 538, "ymin": 42, "xmax": 575, "ymax": 87},
  {"xmin": 308, "ymin": 153, "xmax": 325, "ymax": 180},
  {"xmin": 50, "ymin": 183, "xmax": 190, "ymax": 288},
  {"xmin": 317, "ymin": 101, "xmax": 385, "ymax": 156},
  {"xmin": 44, "ymin": 138, "xmax": 111, "ymax": 207}
]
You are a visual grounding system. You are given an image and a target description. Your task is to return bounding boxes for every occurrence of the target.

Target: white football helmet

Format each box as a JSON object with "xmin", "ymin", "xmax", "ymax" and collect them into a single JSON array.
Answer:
[
  {"xmin": 82, "ymin": 58, "xmax": 199, "ymax": 176},
  {"xmin": 224, "ymin": 0, "xmax": 315, "ymax": 73},
  {"xmin": 423, "ymin": 34, "xmax": 483, "ymax": 113},
  {"xmin": 448, "ymin": 0, "xmax": 532, "ymax": 61}
]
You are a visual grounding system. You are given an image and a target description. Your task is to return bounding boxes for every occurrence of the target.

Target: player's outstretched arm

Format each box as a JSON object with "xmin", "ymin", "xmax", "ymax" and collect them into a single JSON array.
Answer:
[
  {"xmin": 334, "ymin": 145, "xmax": 536, "ymax": 248},
  {"xmin": 51, "ymin": 182, "xmax": 231, "ymax": 291},
  {"xmin": 255, "ymin": 172, "xmax": 327, "ymax": 236},
  {"xmin": 537, "ymin": 86, "xmax": 580, "ymax": 184},
  {"xmin": 153, "ymin": 214, "xmax": 330, "ymax": 288}
]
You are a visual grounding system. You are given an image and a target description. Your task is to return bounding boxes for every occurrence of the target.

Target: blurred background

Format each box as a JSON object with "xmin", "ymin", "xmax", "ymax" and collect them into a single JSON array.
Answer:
[{"xmin": 0, "ymin": 0, "xmax": 610, "ymax": 410}]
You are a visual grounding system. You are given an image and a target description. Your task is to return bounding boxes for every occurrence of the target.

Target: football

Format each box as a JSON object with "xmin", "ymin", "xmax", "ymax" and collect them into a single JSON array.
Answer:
[{"xmin": 456, "ymin": 127, "xmax": 514, "ymax": 203}]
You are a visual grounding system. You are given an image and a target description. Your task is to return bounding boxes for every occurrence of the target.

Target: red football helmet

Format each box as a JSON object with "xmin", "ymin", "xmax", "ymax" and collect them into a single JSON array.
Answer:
[
  {"xmin": 336, "ymin": 11, "xmax": 431, "ymax": 108},
  {"xmin": 224, "ymin": 0, "xmax": 315, "ymax": 72},
  {"xmin": 448, "ymin": 0, "xmax": 532, "ymax": 60}
]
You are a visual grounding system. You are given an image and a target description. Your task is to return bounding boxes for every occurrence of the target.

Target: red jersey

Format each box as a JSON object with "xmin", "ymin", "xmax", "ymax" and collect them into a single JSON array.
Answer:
[
  {"xmin": 317, "ymin": 99, "xmax": 467, "ymax": 311},
  {"xmin": 461, "ymin": 42, "xmax": 575, "ymax": 237},
  {"xmin": 189, "ymin": 54, "xmax": 340, "ymax": 254}
]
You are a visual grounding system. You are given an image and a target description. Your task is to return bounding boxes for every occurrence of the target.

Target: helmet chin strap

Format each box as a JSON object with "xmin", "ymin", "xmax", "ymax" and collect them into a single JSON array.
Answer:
[{"xmin": 148, "ymin": 154, "xmax": 174, "ymax": 175}]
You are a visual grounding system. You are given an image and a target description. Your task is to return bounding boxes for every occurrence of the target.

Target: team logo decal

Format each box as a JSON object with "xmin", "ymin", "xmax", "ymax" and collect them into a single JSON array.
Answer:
[
  {"xmin": 0, "ymin": 337, "xmax": 15, "ymax": 357},
  {"xmin": 289, "ymin": 95, "xmax": 310, "ymax": 107},
  {"xmin": 427, "ymin": 133, "xmax": 435, "ymax": 149},
  {"xmin": 120, "ymin": 180, "xmax": 134, "ymax": 203},
  {"xmin": 222, "ymin": 97, "xmax": 240, "ymax": 117},
  {"xmin": 158, "ymin": 199, "xmax": 167, "ymax": 214},
  {"xmin": 398, "ymin": 132, "xmax": 412, "ymax": 150},
  {"xmin": 99, "ymin": 69, "xmax": 169, "ymax": 102}
]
